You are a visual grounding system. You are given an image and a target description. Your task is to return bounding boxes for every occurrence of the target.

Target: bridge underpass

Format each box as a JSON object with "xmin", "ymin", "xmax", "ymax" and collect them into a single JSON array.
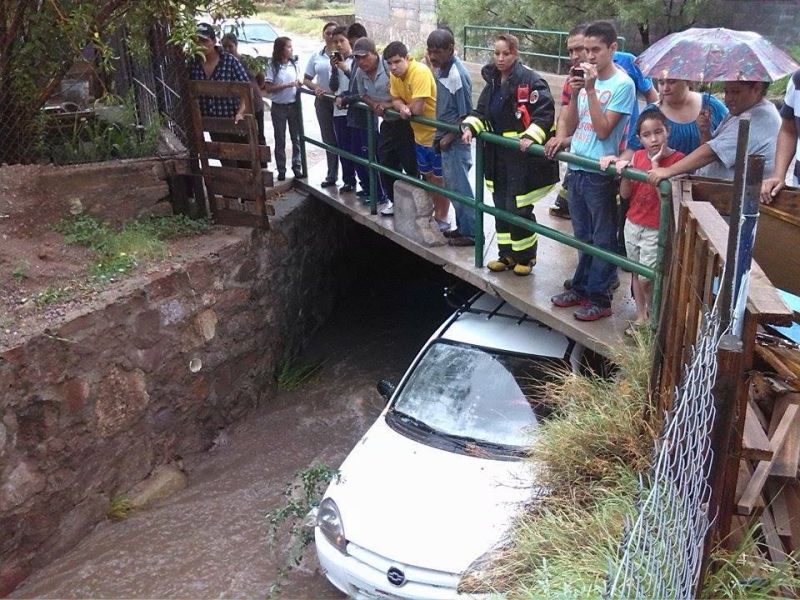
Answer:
[{"xmin": 297, "ymin": 160, "xmax": 636, "ymax": 358}]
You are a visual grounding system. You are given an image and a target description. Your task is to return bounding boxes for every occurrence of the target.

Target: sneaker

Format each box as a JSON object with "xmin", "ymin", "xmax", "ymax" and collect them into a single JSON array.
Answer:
[
  {"xmin": 448, "ymin": 234, "xmax": 475, "ymax": 247},
  {"xmin": 277, "ymin": 172, "xmax": 286, "ymax": 182},
  {"xmin": 574, "ymin": 302, "xmax": 613, "ymax": 322},
  {"xmin": 340, "ymin": 184, "xmax": 355, "ymax": 193},
  {"xmin": 321, "ymin": 179, "xmax": 337, "ymax": 188},
  {"xmin": 356, "ymin": 189, "xmax": 370, "ymax": 198},
  {"xmin": 442, "ymin": 229, "xmax": 463, "ymax": 239},
  {"xmin": 293, "ymin": 169, "xmax": 305, "ymax": 179},
  {"xmin": 564, "ymin": 277, "xmax": 619, "ymax": 294},
  {"xmin": 549, "ymin": 205, "xmax": 571, "ymax": 219},
  {"xmin": 435, "ymin": 218, "xmax": 451, "ymax": 232},
  {"xmin": 379, "ymin": 202, "xmax": 394, "ymax": 216},
  {"xmin": 513, "ymin": 261, "xmax": 535, "ymax": 276},
  {"xmin": 551, "ymin": 290, "xmax": 585, "ymax": 308},
  {"xmin": 487, "ymin": 256, "xmax": 516, "ymax": 272}
]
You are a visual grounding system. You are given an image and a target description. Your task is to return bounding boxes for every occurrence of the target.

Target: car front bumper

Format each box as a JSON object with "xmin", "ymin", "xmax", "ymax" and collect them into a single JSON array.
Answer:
[{"xmin": 315, "ymin": 528, "xmax": 493, "ymax": 600}]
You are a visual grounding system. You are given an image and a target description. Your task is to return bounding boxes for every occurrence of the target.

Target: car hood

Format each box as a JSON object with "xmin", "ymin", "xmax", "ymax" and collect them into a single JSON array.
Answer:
[{"xmin": 325, "ymin": 417, "xmax": 535, "ymax": 574}]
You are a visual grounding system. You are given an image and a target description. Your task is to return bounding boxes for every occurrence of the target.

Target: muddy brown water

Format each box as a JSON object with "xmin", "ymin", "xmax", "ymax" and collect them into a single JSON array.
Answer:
[{"xmin": 11, "ymin": 233, "xmax": 461, "ymax": 599}]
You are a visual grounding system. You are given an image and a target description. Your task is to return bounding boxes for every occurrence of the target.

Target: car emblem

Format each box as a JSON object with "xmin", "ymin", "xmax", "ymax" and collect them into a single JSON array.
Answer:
[{"xmin": 387, "ymin": 566, "xmax": 406, "ymax": 587}]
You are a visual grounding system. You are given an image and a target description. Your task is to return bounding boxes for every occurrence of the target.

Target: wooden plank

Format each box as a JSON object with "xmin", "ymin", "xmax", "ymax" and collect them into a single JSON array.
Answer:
[
  {"xmin": 771, "ymin": 400, "xmax": 800, "ymax": 478},
  {"xmin": 743, "ymin": 400, "xmax": 774, "ymax": 461},
  {"xmin": 685, "ymin": 201, "xmax": 793, "ymax": 325},
  {"xmin": 737, "ymin": 404, "xmax": 800, "ymax": 514},
  {"xmin": 766, "ymin": 480, "xmax": 792, "ymax": 539},
  {"xmin": 755, "ymin": 345, "xmax": 800, "ymax": 384},
  {"xmin": 681, "ymin": 233, "xmax": 709, "ymax": 367},
  {"xmin": 205, "ymin": 141, "xmax": 271, "ymax": 163},
  {"xmin": 210, "ymin": 206, "xmax": 269, "ymax": 229},
  {"xmin": 188, "ymin": 80, "xmax": 254, "ymax": 102},
  {"xmin": 201, "ymin": 117, "xmax": 251, "ymax": 135},
  {"xmin": 735, "ymin": 460, "xmax": 765, "ymax": 514},
  {"xmin": 781, "ymin": 480, "xmax": 800, "ymax": 551},
  {"xmin": 206, "ymin": 178, "xmax": 262, "ymax": 201},
  {"xmin": 760, "ymin": 504, "xmax": 789, "ymax": 566}
]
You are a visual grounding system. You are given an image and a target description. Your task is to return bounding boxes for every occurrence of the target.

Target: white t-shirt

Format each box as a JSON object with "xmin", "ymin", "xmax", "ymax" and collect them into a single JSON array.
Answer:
[{"xmin": 569, "ymin": 67, "xmax": 635, "ymax": 172}]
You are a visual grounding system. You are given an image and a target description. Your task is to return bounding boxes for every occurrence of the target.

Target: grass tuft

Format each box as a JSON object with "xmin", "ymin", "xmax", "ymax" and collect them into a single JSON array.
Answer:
[
  {"xmin": 276, "ymin": 357, "xmax": 325, "ymax": 391},
  {"xmin": 11, "ymin": 261, "xmax": 30, "ymax": 281},
  {"xmin": 54, "ymin": 214, "xmax": 209, "ymax": 283},
  {"xmin": 35, "ymin": 285, "xmax": 74, "ymax": 307},
  {"xmin": 107, "ymin": 494, "xmax": 133, "ymax": 521},
  {"xmin": 255, "ymin": 2, "xmax": 354, "ymax": 38}
]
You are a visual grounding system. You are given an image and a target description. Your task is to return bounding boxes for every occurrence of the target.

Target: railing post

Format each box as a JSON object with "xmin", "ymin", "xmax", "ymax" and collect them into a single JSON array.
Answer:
[
  {"xmin": 474, "ymin": 138, "xmax": 485, "ymax": 268},
  {"xmin": 297, "ymin": 93, "xmax": 308, "ymax": 178},
  {"xmin": 367, "ymin": 113, "xmax": 378, "ymax": 215},
  {"xmin": 463, "ymin": 26, "xmax": 468, "ymax": 62},
  {"xmin": 651, "ymin": 181, "xmax": 672, "ymax": 329}
]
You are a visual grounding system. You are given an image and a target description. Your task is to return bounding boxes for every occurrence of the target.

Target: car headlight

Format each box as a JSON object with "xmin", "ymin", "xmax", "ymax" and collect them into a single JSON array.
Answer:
[{"xmin": 317, "ymin": 498, "xmax": 347, "ymax": 554}]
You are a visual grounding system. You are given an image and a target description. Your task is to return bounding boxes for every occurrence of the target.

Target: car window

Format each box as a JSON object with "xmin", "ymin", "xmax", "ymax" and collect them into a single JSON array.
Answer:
[
  {"xmin": 390, "ymin": 341, "xmax": 557, "ymax": 449},
  {"xmin": 239, "ymin": 23, "xmax": 278, "ymax": 42}
]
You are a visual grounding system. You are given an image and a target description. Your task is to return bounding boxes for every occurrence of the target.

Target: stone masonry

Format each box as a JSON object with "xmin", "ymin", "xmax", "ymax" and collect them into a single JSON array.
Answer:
[
  {"xmin": 0, "ymin": 194, "xmax": 356, "ymax": 595},
  {"xmin": 356, "ymin": 0, "xmax": 437, "ymax": 50}
]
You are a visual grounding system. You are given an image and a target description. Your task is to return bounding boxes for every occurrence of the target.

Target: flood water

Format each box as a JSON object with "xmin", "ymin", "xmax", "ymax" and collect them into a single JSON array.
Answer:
[{"xmin": 12, "ymin": 230, "xmax": 466, "ymax": 599}]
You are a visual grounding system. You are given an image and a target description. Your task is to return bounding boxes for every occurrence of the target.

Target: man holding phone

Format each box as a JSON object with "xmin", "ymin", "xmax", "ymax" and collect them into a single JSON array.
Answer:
[{"xmin": 550, "ymin": 21, "xmax": 635, "ymax": 322}]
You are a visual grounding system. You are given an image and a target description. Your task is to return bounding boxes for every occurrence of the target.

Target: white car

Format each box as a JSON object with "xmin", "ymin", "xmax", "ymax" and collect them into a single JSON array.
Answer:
[
  {"xmin": 218, "ymin": 18, "xmax": 279, "ymax": 62},
  {"xmin": 313, "ymin": 292, "xmax": 583, "ymax": 599}
]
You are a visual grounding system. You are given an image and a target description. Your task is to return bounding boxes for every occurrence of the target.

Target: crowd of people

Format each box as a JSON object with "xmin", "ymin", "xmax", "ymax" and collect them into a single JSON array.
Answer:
[{"xmin": 189, "ymin": 19, "xmax": 798, "ymax": 325}]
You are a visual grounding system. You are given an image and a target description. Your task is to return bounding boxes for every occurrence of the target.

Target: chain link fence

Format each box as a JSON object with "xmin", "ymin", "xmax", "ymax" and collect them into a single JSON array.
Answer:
[
  {"xmin": 0, "ymin": 22, "xmax": 193, "ymax": 167},
  {"xmin": 605, "ymin": 306, "xmax": 723, "ymax": 599}
]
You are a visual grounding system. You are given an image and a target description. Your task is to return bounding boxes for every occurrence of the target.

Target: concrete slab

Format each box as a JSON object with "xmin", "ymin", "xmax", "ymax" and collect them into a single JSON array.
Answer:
[{"xmin": 296, "ymin": 160, "xmax": 637, "ymax": 358}]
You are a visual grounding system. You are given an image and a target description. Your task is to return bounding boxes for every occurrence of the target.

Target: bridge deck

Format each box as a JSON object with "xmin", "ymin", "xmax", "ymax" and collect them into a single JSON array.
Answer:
[{"xmin": 296, "ymin": 160, "xmax": 637, "ymax": 357}]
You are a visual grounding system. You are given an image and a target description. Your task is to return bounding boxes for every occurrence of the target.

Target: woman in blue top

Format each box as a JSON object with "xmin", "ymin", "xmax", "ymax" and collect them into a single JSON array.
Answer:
[{"xmin": 629, "ymin": 78, "xmax": 728, "ymax": 155}]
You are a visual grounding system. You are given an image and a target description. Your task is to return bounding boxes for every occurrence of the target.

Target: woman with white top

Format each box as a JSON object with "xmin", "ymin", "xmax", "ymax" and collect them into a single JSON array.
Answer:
[
  {"xmin": 265, "ymin": 37, "xmax": 303, "ymax": 181},
  {"xmin": 304, "ymin": 22, "xmax": 339, "ymax": 187}
]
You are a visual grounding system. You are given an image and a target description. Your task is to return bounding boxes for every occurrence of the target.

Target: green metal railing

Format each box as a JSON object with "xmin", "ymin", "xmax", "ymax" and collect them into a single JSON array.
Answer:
[
  {"xmin": 296, "ymin": 89, "xmax": 670, "ymax": 326},
  {"xmin": 462, "ymin": 25, "xmax": 626, "ymax": 73}
]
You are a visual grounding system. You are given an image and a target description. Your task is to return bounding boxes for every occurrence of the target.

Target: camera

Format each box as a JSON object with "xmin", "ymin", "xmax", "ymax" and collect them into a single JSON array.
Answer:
[{"xmin": 571, "ymin": 67, "xmax": 585, "ymax": 78}]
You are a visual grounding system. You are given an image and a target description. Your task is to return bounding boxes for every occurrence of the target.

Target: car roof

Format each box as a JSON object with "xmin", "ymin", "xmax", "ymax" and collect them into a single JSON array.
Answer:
[{"xmin": 438, "ymin": 293, "xmax": 573, "ymax": 360}]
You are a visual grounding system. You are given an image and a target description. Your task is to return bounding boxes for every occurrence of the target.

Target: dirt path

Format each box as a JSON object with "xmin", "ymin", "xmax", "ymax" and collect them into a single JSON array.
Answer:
[{"xmin": 11, "ymin": 238, "xmax": 456, "ymax": 599}]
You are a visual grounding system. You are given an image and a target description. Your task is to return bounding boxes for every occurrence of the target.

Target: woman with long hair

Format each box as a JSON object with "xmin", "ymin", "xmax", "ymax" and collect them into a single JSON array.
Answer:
[
  {"xmin": 303, "ymin": 22, "xmax": 339, "ymax": 187},
  {"xmin": 461, "ymin": 34, "xmax": 559, "ymax": 276},
  {"xmin": 264, "ymin": 36, "xmax": 303, "ymax": 181},
  {"xmin": 630, "ymin": 78, "xmax": 728, "ymax": 156}
]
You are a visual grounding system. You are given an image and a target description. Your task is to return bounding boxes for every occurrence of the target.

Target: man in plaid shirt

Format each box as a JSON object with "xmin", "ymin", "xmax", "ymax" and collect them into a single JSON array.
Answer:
[{"xmin": 189, "ymin": 23, "xmax": 250, "ymax": 121}]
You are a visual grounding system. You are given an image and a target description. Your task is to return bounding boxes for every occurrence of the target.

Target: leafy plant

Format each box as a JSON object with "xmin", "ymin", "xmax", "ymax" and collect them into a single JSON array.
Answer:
[
  {"xmin": 107, "ymin": 495, "xmax": 133, "ymax": 521},
  {"xmin": 55, "ymin": 214, "xmax": 209, "ymax": 283},
  {"xmin": 35, "ymin": 286, "xmax": 74, "ymax": 307},
  {"xmin": 276, "ymin": 358, "xmax": 325, "ymax": 391},
  {"xmin": 266, "ymin": 463, "xmax": 340, "ymax": 583},
  {"xmin": 11, "ymin": 261, "xmax": 30, "ymax": 281}
]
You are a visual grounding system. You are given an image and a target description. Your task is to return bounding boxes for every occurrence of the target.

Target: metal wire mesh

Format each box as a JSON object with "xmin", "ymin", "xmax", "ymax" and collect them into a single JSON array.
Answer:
[
  {"xmin": 0, "ymin": 22, "xmax": 192, "ymax": 166},
  {"xmin": 605, "ymin": 307, "xmax": 723, "ymax": 599}
]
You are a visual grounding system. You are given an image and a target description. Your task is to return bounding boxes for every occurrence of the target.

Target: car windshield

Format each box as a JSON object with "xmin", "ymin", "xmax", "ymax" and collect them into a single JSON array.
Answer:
[
  {"xmin": 389, "ymin": 341, "xmax": 556, "ymax": 450},
  {"xmin": 231, "ymin": 23, "xmax": 277, "ymax": 42}
]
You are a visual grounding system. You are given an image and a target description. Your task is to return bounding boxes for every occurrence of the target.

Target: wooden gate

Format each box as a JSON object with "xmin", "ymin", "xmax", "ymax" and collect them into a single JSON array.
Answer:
[{"xmin": 187, "ymin": 80, "xmax": 273, "ymax": 229}]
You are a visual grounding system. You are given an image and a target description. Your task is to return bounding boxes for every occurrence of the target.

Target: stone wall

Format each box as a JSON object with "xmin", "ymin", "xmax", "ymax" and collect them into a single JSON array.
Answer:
[
  {"xmin": 0, "ymin": 195, "xmax": 355, "ymax": 595},
  {"xmin": 356, "ymin": 0, "xmax": 437, "ymax": 49}
]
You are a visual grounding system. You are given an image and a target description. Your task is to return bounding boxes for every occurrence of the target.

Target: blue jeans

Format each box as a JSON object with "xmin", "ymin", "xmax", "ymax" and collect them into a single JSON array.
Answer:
[
  {"xmin": 568, "ymin": 170, "xmax": 618, "ymax": 308},
  {"xmin": 441, "ymin": 141, "xmax": 475, "ymax": 237}
]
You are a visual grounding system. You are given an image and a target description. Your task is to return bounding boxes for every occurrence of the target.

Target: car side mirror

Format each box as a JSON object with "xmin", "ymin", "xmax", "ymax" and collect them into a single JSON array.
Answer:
[{"xmin": 376, "ymin": 379, "xmax": 396, "ymax": 404}]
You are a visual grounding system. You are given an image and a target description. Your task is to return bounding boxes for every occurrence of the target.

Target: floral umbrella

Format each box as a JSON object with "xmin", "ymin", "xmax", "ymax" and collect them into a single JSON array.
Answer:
[{"xmin": 635, "ymin": 28, "xmax": 799, "ymax": 82}]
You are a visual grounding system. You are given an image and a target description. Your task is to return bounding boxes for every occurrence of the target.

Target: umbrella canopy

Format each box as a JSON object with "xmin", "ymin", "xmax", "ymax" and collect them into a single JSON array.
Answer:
[{"xmin": 635, "ymin": 28, "xmax": 799, "ymax": 82}]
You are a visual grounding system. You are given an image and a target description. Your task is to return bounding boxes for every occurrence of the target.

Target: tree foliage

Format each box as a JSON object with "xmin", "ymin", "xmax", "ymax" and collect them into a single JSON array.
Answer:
[
  {"xmin": 441, "ymin": 0, "xmax": 709, "ymax": 51},
  {"xmin": 0, "ymin": 0, "xmax": 254, "ymax": 163}
]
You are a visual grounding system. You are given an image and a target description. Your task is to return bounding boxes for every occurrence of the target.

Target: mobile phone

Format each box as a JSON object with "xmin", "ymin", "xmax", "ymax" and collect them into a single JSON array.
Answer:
[
  {"xmin": 332, "ymin": 51, "xmax": 343, "ymax": 61},
  {"xmin": 572, "ymin": 67, "xmax": 585, "ymax": 78}
]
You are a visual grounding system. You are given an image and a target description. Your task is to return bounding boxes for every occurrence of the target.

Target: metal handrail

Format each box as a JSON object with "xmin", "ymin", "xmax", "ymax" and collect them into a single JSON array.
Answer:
[
  {"xmin": 462, "ymin": 25, "xmax": 627, "ymax": 72},
  {"xmin": 296, "ymin": 88, "xmax": 670, "ymax": 326}
]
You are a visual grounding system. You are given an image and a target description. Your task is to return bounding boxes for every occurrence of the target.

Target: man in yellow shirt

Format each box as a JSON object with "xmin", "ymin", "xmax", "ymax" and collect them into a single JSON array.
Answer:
[{"xmin": 384, "ymin": 41, "xmax": 450, "ymax": 230}]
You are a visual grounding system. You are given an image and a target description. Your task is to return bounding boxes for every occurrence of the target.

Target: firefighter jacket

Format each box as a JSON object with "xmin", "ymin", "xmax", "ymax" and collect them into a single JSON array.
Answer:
[{"xmin": 463, "ymin": 60, "xmax": 559, "ymax": 206}]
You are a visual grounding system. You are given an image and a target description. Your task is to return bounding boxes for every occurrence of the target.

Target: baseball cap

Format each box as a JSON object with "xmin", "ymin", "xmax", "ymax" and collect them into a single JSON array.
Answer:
[
  {"xmin": 352, "ymin": 38, "xmax": 377, "ymax": 57},
  {"xmin": 196, "ymin": 23, "xmax": 216, "ymax": 41}
]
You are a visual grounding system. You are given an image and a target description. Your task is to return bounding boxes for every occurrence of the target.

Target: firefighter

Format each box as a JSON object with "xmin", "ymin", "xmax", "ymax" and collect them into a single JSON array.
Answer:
[{"xmin": 462, "ymin": 34, "xmax": 559, "ymax": 276}]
